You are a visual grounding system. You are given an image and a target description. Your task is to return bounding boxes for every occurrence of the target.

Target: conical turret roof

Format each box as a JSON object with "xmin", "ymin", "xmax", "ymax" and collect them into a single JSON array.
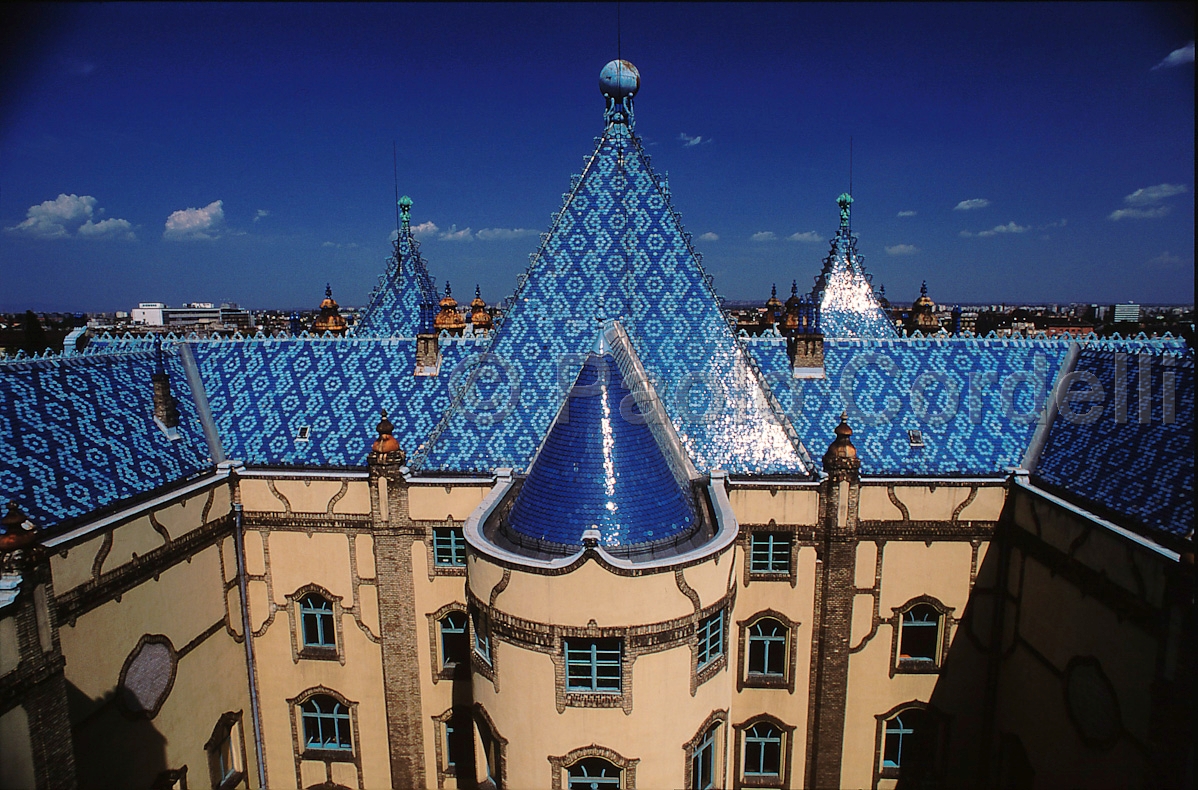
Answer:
[
  {"xmin": 506, "ymin": 350, "xmax": 697, "ymax": 550},
  {"xmin": 810, "ymin": 193, "xmax": 896, "ymax": 338},
  {"xmin": 412, "ymin": 61, "xmax": 810, "ymax": 476},
  {"xmin": 354, "ymin": 195, "xmax": 440, "ymax": 337}
]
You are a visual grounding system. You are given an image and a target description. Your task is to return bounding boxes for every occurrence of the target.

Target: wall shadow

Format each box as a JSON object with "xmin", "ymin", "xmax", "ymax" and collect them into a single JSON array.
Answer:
[{"xmin": 67, "ymin": 680, "xmax": 170, "ymax": 790}]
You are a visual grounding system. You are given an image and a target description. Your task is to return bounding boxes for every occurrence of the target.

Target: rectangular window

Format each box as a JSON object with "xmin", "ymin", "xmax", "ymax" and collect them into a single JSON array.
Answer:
[
  {"xmin": 434, "ymin": 527, "xmax": 467, "ymax": 566},
  {"xmin": 565, "ymin": 638, "xmax": 622, "ymax": 693},
  {"xmin": 749, "ymin": 532, "xmax": 791, "ymax": 574},
  {"xmin": 696, "ymin": 610, "xmax": 724, "ymax": 669},
  {"xmin": 444, "ymin": 720, "xmax": 458, "ymax": 768}
]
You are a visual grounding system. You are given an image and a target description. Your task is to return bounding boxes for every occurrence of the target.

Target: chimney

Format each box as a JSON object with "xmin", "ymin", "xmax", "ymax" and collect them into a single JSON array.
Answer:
[
  {"xmin": 152, "ymin": 339, "xmax": 181, "ymax": 439},
  {"xmin": 414, "ymin": 333, "xmax": 440, "ymax": 376},
  {"xmin": 786, "ymin": 294, "xmax": 824, "ymax": 379}
]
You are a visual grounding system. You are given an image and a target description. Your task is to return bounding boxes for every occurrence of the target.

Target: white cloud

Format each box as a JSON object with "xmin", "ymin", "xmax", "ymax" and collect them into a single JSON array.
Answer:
[
  {"xmin": 954, "ymin": 198, "xmax": 990, "ymax": 211},
  {"xmin": 1122, "ymin": 183, "xmax": 1188, "ymax": 206},
  {"xmin": 78, "ymin": 218, "xmax": 135, "ymax": 240},
  {"xmin": 1146, "ymin": 250, "xmax": 1184, "ymax": 270},
  {"xmin": 678, "ymin": 132, "xmax": 711, "ymax": 147},
  {"xmin": 439, "ymin": 224, "xmax": 474, "ymax": 242},
  {"xmin": 1039, "ymin": 219, "xmax": 1067, "ymax": 229},
  {"xmin": 164, "ymin": 200, "xmax": 224, "ymax": 240},
  {"xmin": 1152, "ymin": 41, "xmax": 1195, "ymax": 71},
  {"xmin": 254, "ymin": 209, "xmax": 270, "ymax": 222},
  {"xmin": 885, "ymin": 244, "xmax": 918, "ymax": 255},
  {"xmin": 962, "ymin": 221, "xmax": 1029, "ymax": 238},
  {"xmin": 5, "ymin": 194, "xmax": 135, "ymax": 240},
  {"xmin": 1109, "ymin": 206, "xmax": 1171, "ymax": 221},
  {"xmin": 750, "ymin": 231, "xmax": 777, "ymax": 242},
  {"xmin": 788, "ymin": 231, "xmax": 822, "ymax": 242},
  {"xmin": 410, "ymin": 221, "xmax": 439, "ymax": 239},
  {"xmin": 897, "ymin": 210, "xmax": 917, "ymax": 217},
  {"xmin": 698, "ymin": 232, "xmax": 719, "ymax": 242},
  {"xmin": 475, "ymin": 227, "xmax": 538, "ymax": 241}
]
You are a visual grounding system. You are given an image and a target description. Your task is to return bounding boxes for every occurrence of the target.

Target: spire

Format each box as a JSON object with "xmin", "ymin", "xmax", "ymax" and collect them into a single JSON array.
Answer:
[
  {"xmin": 412, "ymin": 62, "xmax": 810, "ymax": 476},
  {"xmin": 921, "ymin": 280, "xmax": 928, "ymax": 297},
  {"xmin": 355, "ymin": 195, "xmax": 440, "ymax": 337},
  {"xmin": 809, "ymin": 193, "xmax": 897, "ymax": 339}
]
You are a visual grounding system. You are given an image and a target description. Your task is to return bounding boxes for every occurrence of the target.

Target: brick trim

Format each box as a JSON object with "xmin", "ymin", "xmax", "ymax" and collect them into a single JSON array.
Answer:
[
  {"xmin": 116, "ymin": 633, "xmax": 178, "ymax": 719},
  {"xmin": 283, "ymin": 583, "xmax": 347, "ymax": 665}
]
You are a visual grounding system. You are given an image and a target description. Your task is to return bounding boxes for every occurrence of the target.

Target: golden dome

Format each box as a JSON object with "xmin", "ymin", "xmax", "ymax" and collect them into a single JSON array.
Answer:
[
  {"xmin": 434, "ymin": 281, "xmax": 466, "ymax": 333},
  {"xmin": 313, "ymin": 284, "xmax": 348, "ymax": 335},
  {"xmin": 370, "ymin": 409, "xmax": 403, "ymax": 458},
  {"xmin": 822, "ymin": 413, "xmax": 861, "ymax": 475},
  {"xmin": 470, "ymin": 285, "xmax": 493, "ymax": 332}
]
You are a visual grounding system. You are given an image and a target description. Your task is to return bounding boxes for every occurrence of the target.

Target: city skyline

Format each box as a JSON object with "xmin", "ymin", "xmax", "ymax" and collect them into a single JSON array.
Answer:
[{"xmin": 1, "ymin": 2, "xmax": 1194, "ymax": 312}]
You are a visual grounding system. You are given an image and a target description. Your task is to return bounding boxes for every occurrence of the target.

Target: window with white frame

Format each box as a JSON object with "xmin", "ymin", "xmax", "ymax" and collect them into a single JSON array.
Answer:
[
  {"xmin": 895, "ymin": 600, "xmax": 947, "ymax": 671},
  {"xmin": 565, "ymin": 638, "xmax": 622, "ymax": 693},
  {"xmin": 747, "ymin": 618, "xmax": 787, "ymax": 679},
  {"xmin": 742, "ymin": 722, "xmax": 783, "ymax": 781}
]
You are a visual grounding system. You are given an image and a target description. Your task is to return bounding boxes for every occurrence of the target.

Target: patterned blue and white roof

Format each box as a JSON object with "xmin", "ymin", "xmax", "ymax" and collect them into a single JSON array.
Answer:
[
  {"xmin": 0, "ymin": 348, "xmax": 211, "ymax": 528},
  {"xmin": 810, "ymin": 194, "xmax": 897, "ymax": 339},
  {"xmin": 411, "ymin": 79, "xmax": 810, "ymax": 477},
  {"xmin": 354, "ymin": 196, "xmax": 440, "ymax": 338},
  {"xmin": 1, "ymin": 61, "xmax": 1191, "ymax": 544},
  {"xmin": 1035, "ymin": 344, "xmax": 1193, "ymax": 539}
]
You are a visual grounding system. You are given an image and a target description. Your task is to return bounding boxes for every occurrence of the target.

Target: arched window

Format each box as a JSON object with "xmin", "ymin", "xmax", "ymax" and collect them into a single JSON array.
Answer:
[
  {"xmin": 300, "ymin": 593, "xmax": 335, "ymax": 649},
  {"xmin": 880, "ymin": 706, "xmax": 939, "ymax": 781},
  {"xmin": 897, "ymin": 601, "xmax": 945, "ymax": 669},
  {"xmin": 690, "ymin": 723, "xmax": 719, "ymax": 790},
  {"xmin": 440, "ymin": 611, "xmax": 468, "ymax": 668},
  {"xmin": 568, "ymin": 757, "xmax": 621, "ymax": 789},
  {"xmin": 301, "ymin": 695, "xmax": 352, "ymax": 751},
  {"xmin": 743, "ymin": 722, "xmax": 782, "ymax": 778},
  {"xmin": 747, "ymin": 618, "xmax": 787, "ymax": 677}
]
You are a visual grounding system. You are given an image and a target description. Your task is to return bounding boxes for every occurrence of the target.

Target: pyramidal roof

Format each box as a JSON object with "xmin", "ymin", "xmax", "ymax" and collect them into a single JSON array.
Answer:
[
  {"xmin": 412, "ymin": 61, "xmax": 810, "ymax": 476},
  {"xmin": 353, "ymin": 196, "xmax": 439, "ymax": 338},
  {"xmin": 810, "ymin": 194, "xmax": 897, "ymax": 339},
  {"xmin": 506, "ymin": 345, "xmax": 698, "ymax": 550}
]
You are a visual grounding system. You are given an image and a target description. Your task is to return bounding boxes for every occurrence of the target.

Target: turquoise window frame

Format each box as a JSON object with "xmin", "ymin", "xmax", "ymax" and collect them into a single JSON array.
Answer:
[
  {"xmin": 565, "ymin": 639, "xmax": 622, "ymax": 693},
  {"xmin": 697, "ymin": 610, "xmax": 724, "ymax": 669},
  {"xmin": 749, "ymin": 532, "xmax": 790, "ymax": 574},
  {"xmin": 300, "ymin": 593, "xmax": 335, "ymax": 648},
  {"xmin": 301, "ymin": 695, "xmax": 352, "ymax": 752},
  {"xmin": 433, "ymin": 527, "xmax": 467, "ymax": 566}
]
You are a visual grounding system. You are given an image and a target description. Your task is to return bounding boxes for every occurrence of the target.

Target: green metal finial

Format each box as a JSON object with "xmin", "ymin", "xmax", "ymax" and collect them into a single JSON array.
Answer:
[
  {"xmin": 399, "ymin": 195, "xmax": 412, "ymax": 232},
  {"xmin": 837, "ymin": 193, "xmax": 853, "ymax": 229}
]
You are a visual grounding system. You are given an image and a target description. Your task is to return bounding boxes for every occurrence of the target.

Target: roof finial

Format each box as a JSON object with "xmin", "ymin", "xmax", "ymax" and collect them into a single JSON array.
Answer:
[
  {"xmin": 837, "ymin": 193, "xmax": 853, "ymax": 230},
  {"xmin": 444, "ymin": 280, "xmax": 452, "ymax": 297},
  {"xmin": 600, "ymin": 59, "xmax": 640, "ymax": 128},
  {"xmin": 921, "ymin": 280, "xmax": 928, "ymax": 297},
  {"xmin": 325, "ymin": 282, "xmax": 333, "ymax": 299},
  {"xmin": 771, "ymin": 283, "xmax": 777, "ymax": 298},
  {"xmin": 791, "ymin": 280, "xmax": 798, "ymax": 297},
  {"xmin": 399, "ymin": 195, "xmax": 412, "ymax": 233}
]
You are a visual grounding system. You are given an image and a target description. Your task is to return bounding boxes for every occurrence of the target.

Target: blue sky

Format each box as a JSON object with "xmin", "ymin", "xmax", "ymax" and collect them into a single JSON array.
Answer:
[{"xmin": 1, "ymin": 2, "xmax": 1193, "ymax": 312}]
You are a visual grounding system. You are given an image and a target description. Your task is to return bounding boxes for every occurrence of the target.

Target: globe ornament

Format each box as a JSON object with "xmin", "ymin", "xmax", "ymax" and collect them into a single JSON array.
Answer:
[{"xmin": 599, "ymin": 59, "xmax": 640, "ymax": 99}]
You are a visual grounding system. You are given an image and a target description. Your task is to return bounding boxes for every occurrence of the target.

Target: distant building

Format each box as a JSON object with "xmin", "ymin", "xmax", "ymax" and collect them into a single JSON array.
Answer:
[
  {"xmin": 1113, "ymin": 303, "xmax": 1141, "ymax": 323},
  {"xmin": 130, "ymin": 301, "xmax": 254, "ymax": 330}
]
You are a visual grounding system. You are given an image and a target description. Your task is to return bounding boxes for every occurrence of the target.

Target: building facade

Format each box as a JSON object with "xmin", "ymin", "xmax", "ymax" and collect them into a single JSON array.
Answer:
[{"xmin": 1, "ymin": 60, "xmax": 1192, "ymax": 790}]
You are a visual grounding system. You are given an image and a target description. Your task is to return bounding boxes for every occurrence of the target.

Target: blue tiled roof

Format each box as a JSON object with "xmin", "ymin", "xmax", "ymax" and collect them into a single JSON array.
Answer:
[
  {"xmin": 412, "ymin": 114, "xmax": 809, "ymax": 476},
  {"xmin": 353, "ymin": 206, "xmax": 439, "ymax": 337},
  {"xmin": 810, "ymin": 208, "xmax": 896, "ymax": 339},
  {"xmin": 187, "ymin": 334, "xmax": 482, "ymax": 467},
  {"xmin": 1035, "ymin": 345, "xmax": 1194, "ymax": 538},
  {"xmin": 0, "ymin": 349, "xmax": 212, "ymax": 529},
  {"xmin": 507, "ymin": 353, "xmax": 696, "ymax": 548}
]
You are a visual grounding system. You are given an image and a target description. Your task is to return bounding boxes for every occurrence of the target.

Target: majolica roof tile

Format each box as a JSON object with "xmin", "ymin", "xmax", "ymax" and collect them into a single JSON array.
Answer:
[{"xmin": 1035, "ymin": 345, "xmax": 1194, "ymax": 538}]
